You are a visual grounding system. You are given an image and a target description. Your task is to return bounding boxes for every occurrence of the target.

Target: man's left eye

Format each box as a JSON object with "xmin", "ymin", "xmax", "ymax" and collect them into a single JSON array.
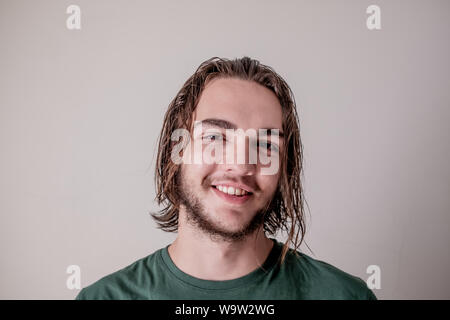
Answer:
[{"xmin": 258, "ymin": 141, "xmax": 278, "ymax": 152}]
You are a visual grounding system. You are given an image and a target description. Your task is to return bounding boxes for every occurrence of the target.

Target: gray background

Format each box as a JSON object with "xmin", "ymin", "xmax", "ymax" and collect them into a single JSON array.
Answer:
[{"xmin": 1, "ymin": 0, "xmax": 449, "ymax": 299}]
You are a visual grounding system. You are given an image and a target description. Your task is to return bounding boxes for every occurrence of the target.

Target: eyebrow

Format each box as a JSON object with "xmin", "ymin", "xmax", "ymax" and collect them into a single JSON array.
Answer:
[{"xmin": 194, "ymin": 118, "xmax": 284, "ymax": 138}]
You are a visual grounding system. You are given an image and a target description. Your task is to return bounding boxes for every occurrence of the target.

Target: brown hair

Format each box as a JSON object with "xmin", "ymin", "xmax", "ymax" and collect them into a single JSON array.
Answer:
[{"xmin": 152, "ymin": 56, "xmax": 308, "ymax": 263}]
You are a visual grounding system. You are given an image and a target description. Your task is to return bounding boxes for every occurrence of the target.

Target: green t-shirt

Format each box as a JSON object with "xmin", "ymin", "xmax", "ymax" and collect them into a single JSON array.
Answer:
[{"xmin": 75, "ymin": 238, "xmax": 377, "ymax": 300}]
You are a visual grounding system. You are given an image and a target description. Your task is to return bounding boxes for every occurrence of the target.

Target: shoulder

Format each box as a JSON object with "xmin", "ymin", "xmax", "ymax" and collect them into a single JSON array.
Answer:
[
  {"xmin": 75, "ymin": 248, "xmax": 162, "ymax": 300},
  {"xmin": 282, "ymin": 247, "xmax": 377, "ymax": 300}
]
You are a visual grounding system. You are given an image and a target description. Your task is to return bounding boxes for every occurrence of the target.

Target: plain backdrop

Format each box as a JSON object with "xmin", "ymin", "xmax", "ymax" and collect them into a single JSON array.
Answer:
[{"xmin": 1, "ymin": 0, "xmax": 449, "ymax": 299}]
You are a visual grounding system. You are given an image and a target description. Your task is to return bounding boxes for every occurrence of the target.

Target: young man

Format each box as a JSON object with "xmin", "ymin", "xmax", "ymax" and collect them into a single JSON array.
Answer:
[{"xmin": 76, "ymin": 57, "xmax": 377, "ymax": 300}]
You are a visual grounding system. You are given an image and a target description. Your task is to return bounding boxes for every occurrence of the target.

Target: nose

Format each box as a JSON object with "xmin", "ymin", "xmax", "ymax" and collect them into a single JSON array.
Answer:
[{"xmin": 222, "ymin": 135, "xmax": 257, "ymax": 176}]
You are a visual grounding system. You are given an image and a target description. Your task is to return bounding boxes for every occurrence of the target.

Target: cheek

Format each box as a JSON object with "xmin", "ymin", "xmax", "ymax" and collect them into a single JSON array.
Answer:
[
  {"xmin": 181, "ymin": 163, "xmax": 216, "ymax": 185},
  {"xmin": 257, "ymin": 174, "xmax": 280, "ymax": 197}
]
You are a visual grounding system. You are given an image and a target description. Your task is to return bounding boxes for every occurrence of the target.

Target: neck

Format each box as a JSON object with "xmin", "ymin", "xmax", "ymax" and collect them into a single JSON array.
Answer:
[{"xmin": 167, "ymin": 212, "xmax": 274, "ymax": 281}]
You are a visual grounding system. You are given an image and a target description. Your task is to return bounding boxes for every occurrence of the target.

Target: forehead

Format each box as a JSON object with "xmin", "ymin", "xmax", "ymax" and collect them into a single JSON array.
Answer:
[{"xmin": 193, "ymin": 77, "xmax": 283, "ymax": 130}]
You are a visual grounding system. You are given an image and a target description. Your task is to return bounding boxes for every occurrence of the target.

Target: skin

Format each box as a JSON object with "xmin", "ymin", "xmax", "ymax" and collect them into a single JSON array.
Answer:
[{"xmin": 168, "ymin": 77, "xmax": 284, "ymax": 281}]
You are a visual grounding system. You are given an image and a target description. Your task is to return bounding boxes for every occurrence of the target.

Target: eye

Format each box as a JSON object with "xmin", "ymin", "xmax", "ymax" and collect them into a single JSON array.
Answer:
[
  {"xmin": 202, "ymin": 133, "xmax": 224, "ymax": 142},
  {"xmin": 258, "ymin": 141, "xmax": 279, "ymax": 152}
]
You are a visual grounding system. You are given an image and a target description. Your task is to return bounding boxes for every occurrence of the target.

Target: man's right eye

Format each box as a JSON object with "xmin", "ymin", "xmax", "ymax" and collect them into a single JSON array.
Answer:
[{"xmin": 202, "ymin": 133, "xmax": 223, "ymax": 142}]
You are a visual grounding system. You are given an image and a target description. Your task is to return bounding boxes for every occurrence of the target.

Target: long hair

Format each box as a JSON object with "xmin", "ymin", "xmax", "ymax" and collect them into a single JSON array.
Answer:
[{"xmin": 152, "ymin": 56, "xmax": 308, "ymax": 263}]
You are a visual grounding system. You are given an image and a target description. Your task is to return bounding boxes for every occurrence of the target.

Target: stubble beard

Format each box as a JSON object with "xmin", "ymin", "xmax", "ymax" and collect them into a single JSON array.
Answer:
[{"xmin": 176, "ymin": 169, "xmax": 270, "ymax": 243}]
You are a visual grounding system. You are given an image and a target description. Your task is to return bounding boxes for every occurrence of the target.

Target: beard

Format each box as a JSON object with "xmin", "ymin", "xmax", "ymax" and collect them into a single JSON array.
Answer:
[{"xmin": 175, "ymin": 169, "xmax": 269, "ymax": 243}]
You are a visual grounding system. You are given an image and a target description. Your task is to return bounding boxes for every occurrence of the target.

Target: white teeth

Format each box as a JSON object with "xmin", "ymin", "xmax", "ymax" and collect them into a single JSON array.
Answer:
[{"xmin": 215, "ymin": 185, "xmax": 248, "ymax": 196}]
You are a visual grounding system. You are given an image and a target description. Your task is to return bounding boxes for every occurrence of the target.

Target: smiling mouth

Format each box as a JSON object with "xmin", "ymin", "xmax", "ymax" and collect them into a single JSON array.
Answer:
[{"xmin": 211, "ymin": 185, "xmax": 253, "ymax": 197}]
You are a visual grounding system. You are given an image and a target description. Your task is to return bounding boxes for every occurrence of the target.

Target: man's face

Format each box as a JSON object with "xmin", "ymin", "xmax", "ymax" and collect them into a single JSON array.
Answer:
[{"xmin": 177, "ymin": 77, "xmax": 284, "ymax": 242}]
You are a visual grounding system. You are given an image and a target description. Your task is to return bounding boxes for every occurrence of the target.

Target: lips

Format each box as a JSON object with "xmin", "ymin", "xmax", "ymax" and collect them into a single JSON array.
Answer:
[
  {"xmin": 213, "ymin": 185, "xmax": 251, "ymax": 196},
  {"xmin": 210, "ymin": 181, "xmax": 254, "ymax": 193},
  {"xmin": 211, "ymin": 185, "xmax": 252, "ymax": 204}
]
